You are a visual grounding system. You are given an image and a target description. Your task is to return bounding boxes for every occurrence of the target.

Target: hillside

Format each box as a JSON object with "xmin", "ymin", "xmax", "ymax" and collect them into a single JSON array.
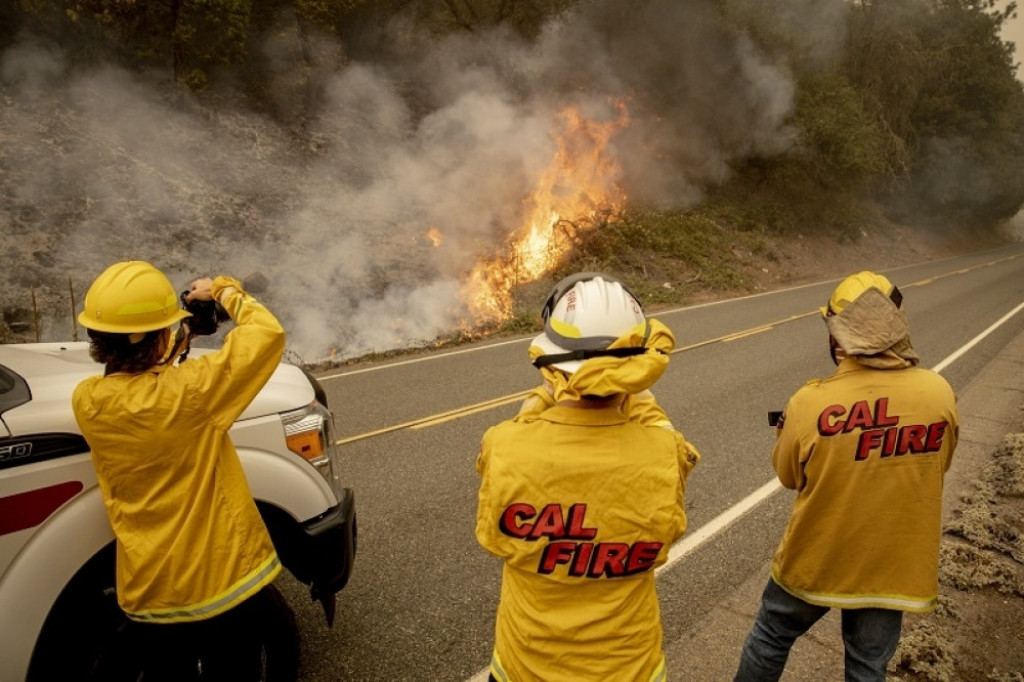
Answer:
[
  {"xmin": 5, "ymin": 0, "xmax": 1024, "ymax": 363},
  {"xmin": 1, "ymin": 202, "xmax": 1016, "ymax": 354}
]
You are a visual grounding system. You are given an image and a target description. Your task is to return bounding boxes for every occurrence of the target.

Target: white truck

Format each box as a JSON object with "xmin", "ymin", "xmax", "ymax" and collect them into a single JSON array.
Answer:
[{"xmin": 0, "ymin": 342, "xmax": 356, "ymax": 681}]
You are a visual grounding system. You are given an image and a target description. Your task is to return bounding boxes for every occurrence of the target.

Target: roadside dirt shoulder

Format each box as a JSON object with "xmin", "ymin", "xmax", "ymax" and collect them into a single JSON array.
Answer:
[{"xmin": 889, "ymin": 328, "xmax": 1024, "ymax": 682}]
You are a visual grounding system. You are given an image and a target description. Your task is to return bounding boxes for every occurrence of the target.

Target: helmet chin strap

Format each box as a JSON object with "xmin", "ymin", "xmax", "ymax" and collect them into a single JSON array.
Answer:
[
  {"xmin": 157, "ymin": 324, "xmax": 195, "ymax": 366},
  {"xmin": 534, "ymin": 320, "xmax": 653, "ymax": 369},
  {"xmin": 532, "ymin": 345, "xmax": 646, "ymax": 368}
]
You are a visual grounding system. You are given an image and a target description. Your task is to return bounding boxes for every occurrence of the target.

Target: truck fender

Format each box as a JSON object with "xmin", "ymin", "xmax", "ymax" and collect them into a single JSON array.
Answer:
[
  {"xmin": 2, "ymin": 445, "xmax": 337, "ymax": 680},
  {"xmin": 0, "ymin": 485, "xmax": 112, "ymax": 681},
  {"xmin": 237, "ymin": 445, "xmax": 337, "ymax": 522}
]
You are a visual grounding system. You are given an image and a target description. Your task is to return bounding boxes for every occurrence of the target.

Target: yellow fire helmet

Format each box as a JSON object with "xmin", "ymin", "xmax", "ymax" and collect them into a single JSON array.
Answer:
[
  {"xmin": 78, "ymin": 260, "xmax": 191, "ymax": 334},
  {"xmin": 821, "ymin": 270, "xmax": 903, "ymax": 319}
]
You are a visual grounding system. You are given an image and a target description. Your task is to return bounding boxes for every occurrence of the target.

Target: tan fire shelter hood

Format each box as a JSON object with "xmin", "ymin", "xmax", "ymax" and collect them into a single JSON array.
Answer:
[
  {"xmin": 827, "ymin": 286, "xmax": 919, "ymax": 369},
  {"xmin": 73, "ymin": 278, "xmax": 284, "ymax": 623},
  {"xmin": 478, "ymin": 318, "xmax": 699, "ymax": 681}
]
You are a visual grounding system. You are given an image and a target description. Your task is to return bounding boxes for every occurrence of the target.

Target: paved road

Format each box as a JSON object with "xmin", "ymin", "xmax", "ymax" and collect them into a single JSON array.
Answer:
[{"xmin": 279, "ymin": 243, "xmax": 1024, "ymax": 681}]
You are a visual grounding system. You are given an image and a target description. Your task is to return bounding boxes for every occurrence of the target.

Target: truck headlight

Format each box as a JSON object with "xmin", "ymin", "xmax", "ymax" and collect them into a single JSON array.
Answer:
[{"xmin": 281, "ymin": 401, "xmax": 342, "ymax": 496}]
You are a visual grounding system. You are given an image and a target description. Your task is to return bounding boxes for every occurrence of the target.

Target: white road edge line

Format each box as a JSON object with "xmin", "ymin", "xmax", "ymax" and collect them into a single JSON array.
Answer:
[
  {"xmin": 657, "ymin": 478, "xmax": 783, "ymax": 574},
  {"xmin": 930, "ymin": 300, "xmax": 1024, "ymax": 374},
  {"xmin": 462, "ymin": 298, "xmax": 1024, "ymax": 682}
]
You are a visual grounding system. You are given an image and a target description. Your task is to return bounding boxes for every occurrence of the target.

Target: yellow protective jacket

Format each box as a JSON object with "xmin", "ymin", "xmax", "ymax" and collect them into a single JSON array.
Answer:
[
  {"xmin": 72, "ymin": 277, "xmax": 285, "ymax": 623},
  {"xmin": 771, "ymin": 357, "xmax": 958, "ymax": 612},
  {"xmin": 476, "ymin": 319, "xmax": 699, "ymax": 681}
]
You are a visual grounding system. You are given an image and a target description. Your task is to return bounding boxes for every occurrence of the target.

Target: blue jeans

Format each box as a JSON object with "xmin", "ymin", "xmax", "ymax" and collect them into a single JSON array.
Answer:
[{"xmin": 734, "ymin": 577, "xmax": 903, "ymax": 682}]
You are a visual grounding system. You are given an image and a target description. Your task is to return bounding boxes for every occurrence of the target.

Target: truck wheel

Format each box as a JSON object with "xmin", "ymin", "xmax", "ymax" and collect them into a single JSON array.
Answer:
[{"xmin": 29, "ymin": 546, "xmax": 301, "ymax": 682}]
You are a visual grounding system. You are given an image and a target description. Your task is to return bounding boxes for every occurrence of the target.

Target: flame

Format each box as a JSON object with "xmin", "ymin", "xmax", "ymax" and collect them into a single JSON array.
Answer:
[
  {"xmin": 425, "ymin": 227, "xmax": 442, "ymax": 247},
  {"xmin": 461, "ymin": 101, "xmax": 630, "ymax": 323}
]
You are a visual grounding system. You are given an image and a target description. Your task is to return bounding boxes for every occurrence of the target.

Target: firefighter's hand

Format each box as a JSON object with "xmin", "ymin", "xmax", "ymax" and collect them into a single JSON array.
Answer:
[{"xmin": 185, "ymin": 278, "xmax": 215, "ymax": 303}]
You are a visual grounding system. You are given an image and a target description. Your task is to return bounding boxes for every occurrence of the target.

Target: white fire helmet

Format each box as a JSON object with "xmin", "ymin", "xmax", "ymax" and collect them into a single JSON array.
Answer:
[{"xmin": 531, "ymin": 272, "xmax": 648, "ymax": 374}]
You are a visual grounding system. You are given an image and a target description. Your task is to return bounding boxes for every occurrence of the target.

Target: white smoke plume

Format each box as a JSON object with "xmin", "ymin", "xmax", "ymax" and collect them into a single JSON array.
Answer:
[{"xmin": 0, "ymin": 0, "xmax": 846, "ymax": 361}]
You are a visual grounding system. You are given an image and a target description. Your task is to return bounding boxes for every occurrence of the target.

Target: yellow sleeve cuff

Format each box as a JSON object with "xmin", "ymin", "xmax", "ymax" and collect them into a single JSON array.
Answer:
[{"xmin": 210, "ymin": 276, "xmax": 245, "ymax": 305}]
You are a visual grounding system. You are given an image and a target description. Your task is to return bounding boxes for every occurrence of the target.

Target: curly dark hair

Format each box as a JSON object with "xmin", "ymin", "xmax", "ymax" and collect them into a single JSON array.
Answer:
[{"xmin": 87, "ymin": 328, "xmax": 169, "ymax": 375}]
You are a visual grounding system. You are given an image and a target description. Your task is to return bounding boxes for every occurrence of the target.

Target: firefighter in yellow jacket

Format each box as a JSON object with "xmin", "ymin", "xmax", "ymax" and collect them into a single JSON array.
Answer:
[
  {"xmin": 72, "ymin": 261, "xmax": 285, "ymax": 680},
  {"xmin": 734, "ymin": 271, "xmax": 959, "ymax": 682},
  {"xmin": 476, "ymin": 272, "xmax": 700, "ymax": 682}
]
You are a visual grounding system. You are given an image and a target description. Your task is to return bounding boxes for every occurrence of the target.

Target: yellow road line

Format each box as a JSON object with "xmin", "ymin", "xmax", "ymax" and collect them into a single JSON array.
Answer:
[
  {"xmin": 671, "ymin": 311, "xmax": 817, "ymax": 354},
  {"xmin": 722, "ymin": 325, "xmax": 773, "ymax": 342},
  {"xmin": 336, "ymin": 313, "xmax": 813, "ymax": 444},
  {"xmin": 336, "ymin": 390, "xmax": 532, "ymax": 444},
  {"xmin": 336, "ymin": 250, "xmax": 1023, "ymax": 444},
  {"xmin": 902, "ymin": 252, "xmax": 1022, "ymax": 289},
  {"xmin": 412, "ymin": 394, "xmax": 528, "ymax": 429}
]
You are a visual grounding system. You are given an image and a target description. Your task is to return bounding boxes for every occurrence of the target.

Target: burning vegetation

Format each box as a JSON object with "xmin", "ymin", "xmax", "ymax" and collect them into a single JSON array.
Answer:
[
  {"xmin": 3, "ymin": 1, "xmax": 1024, "ymax": 363},
  {"xmin": 460, "ymin": 101, "xmax": 630, "ymax": 324}
]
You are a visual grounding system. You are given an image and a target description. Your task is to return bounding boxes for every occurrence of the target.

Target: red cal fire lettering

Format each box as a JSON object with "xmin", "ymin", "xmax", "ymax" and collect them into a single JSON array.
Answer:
[
  {"xmin": 854, "ymin": 421, "xmax": 950, "ymax": 461},
  {"xmin": 538, "ymin": 541, "xmax": 665, "ymax": 577},
  {"xmin": 625, "ymin": 542, "xmax": 663, "ymax": 575},
  {"xmin": 499, "ymin": 503, "xmax": 597, "ymax": 541},
  {"xmin": 499, "ymin": 503, "xmax": 536, "ymax": 539},
  {"xmin": 818, "ymin": 404, "xmax": 846, "ymax": 436},
  {"xmin": 819, "ymin": 398, "xmax": 900, "ymax": 436},
  {"xmin": 539, "ymin": 542, "xmax": 576, "ymax": 574},
  {"xmin": 816, "ymin": 399, "xmax": 948, "ymax": 461},
  {"xmin": 499, "ymin": 503, "xmax": 665, "ymax": 578},
  {"xmin": 589, "ymin": 543, "xmax": 630, "ymax": 577},
  {"xmin": 925, "ymin": 421, "xmax": 948, "ymax": 451}
]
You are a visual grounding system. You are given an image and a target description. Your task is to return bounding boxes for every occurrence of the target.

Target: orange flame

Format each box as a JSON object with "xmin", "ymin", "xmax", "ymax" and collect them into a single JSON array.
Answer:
[
  {"xmin": 425, "ymin": 227, "xmax": 442, "ymax": 247},
  {"xmin": 461, "ymin": 101, "xmax": 630, "ymax": 323}
]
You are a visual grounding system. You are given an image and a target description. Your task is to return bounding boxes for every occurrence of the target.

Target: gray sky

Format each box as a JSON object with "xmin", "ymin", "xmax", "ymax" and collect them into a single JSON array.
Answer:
[{"xmin": 1001, "ymin": 1, "xmax": 1024, "ymax": 77}]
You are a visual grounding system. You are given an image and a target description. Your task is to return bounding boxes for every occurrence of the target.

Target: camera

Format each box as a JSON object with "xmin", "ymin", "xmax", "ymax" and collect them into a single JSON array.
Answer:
[
  {"xmin": 179, "ymin": 290, "xmax": 230, "ymax": 336},
  {"xmin": 768, "ymin": 411, "xmax": 784, "ymax": 427}
]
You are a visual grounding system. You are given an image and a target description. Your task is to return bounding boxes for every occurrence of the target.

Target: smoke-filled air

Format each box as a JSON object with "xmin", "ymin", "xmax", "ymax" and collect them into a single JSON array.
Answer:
[{"xmin": 0, "ymin": 0, "xmax": 847, "ymax": 362}]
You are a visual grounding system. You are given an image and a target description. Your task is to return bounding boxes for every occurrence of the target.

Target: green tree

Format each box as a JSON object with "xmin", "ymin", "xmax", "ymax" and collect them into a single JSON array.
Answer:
[
  {"xmin": 843, "ymin": 0, "xmax": 1024, "ymax": 226},
  {"xmin": 16, "ymin": 0, "xmax": 252, "ymax": 89},
  {"xmin": 794, "ymin": 71, "xmax": 887, "ymax": 189},
  {"xmin": 172, "ymin": 0, "xmax": 252, "ymax": 89}
]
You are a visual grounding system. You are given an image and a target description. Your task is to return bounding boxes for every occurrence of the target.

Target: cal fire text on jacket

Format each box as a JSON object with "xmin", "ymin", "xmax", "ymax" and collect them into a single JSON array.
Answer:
[
  {"xmin": 499, "ymin": 502, "xmax": 664, "ymax": 578},
  {"xmin": 816, "ymin": 397, "xmax": 950, "ymax": 461}
]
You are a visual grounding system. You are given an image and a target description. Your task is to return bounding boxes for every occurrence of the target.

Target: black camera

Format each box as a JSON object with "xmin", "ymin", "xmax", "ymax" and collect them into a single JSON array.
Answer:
[
  {"xmin": 768, "ymin": 411, "xmax": 784, "ymax": 427},
  {"xmin": 180, "ymin": 290, "xmax": 230, "ymax": 336}
]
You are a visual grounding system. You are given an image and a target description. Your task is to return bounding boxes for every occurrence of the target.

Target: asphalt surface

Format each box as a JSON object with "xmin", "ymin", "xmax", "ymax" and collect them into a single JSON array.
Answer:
[{"xmin": 278, "ymin": 243, "xmax": 1024, "ymax": 681}]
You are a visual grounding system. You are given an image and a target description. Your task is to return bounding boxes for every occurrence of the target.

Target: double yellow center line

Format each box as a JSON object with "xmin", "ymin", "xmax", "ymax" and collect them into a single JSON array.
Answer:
[
  {"xmin": 334, "ymin": 312, "xmax": 815, "ymax": 445},
  {"xmin": 336, "ymin": 390, "xmax": 532, "ymax": 445},
  {"xmin": 333, "ymin": 249, "xmax": 1024, "ymax": 446}
]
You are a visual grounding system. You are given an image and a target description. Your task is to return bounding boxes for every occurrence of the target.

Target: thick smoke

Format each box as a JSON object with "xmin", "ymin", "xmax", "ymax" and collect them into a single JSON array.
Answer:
[{"xmin": 0, "ymin": 0, "xmax": 846, "ymax": 361}]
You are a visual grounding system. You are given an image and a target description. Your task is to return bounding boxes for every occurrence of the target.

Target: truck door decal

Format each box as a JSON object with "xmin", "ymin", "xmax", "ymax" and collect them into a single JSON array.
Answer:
[
  {"xmin": 0, "ymin": 481, "xmax": 85, "ymax": 536},
  {"xmin": 0, "ymin": 433, "xmax": 89, "ymax": 470}
]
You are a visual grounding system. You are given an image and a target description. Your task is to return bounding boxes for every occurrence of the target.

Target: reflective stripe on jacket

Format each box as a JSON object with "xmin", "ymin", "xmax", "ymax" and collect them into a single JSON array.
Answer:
[
  {"xmin": 72, "ymin": 278, "xmax": 285, "ymax": 622},
  {"xmin": 476, "ymin": 402, "xmax": 698, "ymax": 681},
  {"xmin": 771, "ymin": 357, "xmax": 958, "ymax": 612}
]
